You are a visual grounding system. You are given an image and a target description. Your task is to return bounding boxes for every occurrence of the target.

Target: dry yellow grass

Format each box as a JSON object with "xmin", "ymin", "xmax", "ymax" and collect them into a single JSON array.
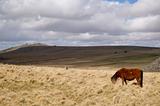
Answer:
[{"xmin": 0, "ymin": 64, "xmax": 160, "ymax": 106}]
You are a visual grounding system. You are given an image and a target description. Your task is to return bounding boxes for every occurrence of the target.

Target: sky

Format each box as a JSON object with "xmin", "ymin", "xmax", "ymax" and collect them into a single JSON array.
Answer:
[
  {"xmin": 108, "ymin": 0, "xmax": 137, "ymax": 4},
  {"xmin": 0, "ymin": 0, "xmax": 160, "ymax": 50}
]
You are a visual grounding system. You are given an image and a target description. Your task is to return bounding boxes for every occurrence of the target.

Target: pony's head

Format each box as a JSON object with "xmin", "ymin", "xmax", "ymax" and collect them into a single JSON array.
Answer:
[
  {"xmin": 111, "ymin": 75, "xmax": 117, "ymax": 84},
  {"xmin": 111, "ymin": 69, "xmax": 123, "ymax": 84}
]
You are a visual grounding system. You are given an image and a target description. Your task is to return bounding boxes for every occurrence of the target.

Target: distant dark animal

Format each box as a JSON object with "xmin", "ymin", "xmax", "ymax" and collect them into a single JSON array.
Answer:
[
  {"xmin": 65, "ymin": 66, "xmax": 68, "ymax": 70},
  {"xmin": 111, "ymin": 68, "xmax": 143, "ymax": 87},
  {"xmin": 124, "ymin": 50, "xmax": 128, "ymax": 53},
  {"xmin": 114, "ymin": 51, "xmax": 118, "ymax": 54}
]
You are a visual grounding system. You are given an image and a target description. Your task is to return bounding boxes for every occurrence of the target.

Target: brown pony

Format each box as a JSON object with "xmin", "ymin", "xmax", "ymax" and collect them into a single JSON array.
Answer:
[{"xmin": 111, "ymin": 68, "xmax": 143, "ymax": 87}]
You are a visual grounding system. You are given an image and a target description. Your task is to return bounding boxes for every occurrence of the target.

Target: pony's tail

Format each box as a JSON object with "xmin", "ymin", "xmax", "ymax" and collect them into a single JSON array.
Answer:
[{"xmin": 140, "ymin": 70, "xmax": 143, "ymax": 87}]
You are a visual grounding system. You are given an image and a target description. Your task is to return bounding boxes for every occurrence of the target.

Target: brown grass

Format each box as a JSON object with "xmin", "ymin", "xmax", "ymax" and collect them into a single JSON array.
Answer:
[{"xmin": 0, "ymin": 64, "xmax": 160, "ymax": 106}]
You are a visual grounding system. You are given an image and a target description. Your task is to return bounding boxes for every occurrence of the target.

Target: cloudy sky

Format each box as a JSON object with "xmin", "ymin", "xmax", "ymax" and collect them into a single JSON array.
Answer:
[{"xmin": 0, "ymin": 0, "xmax": 160, "ymax": 50}]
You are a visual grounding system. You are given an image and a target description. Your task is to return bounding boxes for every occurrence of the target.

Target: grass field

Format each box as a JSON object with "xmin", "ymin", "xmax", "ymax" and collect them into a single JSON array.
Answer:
[{"xmin": 0, "ymin": 64, "xmax": 160, "ymax": 106}]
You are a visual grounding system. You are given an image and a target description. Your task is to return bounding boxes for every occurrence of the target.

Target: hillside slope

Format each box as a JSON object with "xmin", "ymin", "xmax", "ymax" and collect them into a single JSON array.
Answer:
[{"xmin": 0, "ymin": 45, "xmax": 160, "ymax": 67}]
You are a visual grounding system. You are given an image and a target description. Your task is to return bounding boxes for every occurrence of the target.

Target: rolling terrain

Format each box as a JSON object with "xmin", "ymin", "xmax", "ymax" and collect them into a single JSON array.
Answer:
[{"xmin": 0, "ymin": 44, "xmax": 160, "ymax": 68}]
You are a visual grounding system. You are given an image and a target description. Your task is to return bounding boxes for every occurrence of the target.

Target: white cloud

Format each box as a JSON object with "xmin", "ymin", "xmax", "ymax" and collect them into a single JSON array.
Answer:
[
  {"xmin": 126, "ymin": 15, "xmax": 160, "ymax": 32},
  {"xmin": 130, "ymin": 0, "xmax": 160, "ymax": 17},
  {"xmin": 0, "ymin": 0, "xmax": 93, "ymax": 19}
]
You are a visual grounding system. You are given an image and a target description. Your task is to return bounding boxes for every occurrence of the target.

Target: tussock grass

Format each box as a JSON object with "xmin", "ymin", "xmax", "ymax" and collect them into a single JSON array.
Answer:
[{"xmin": 0, "ymin": 64, "xmax": 160, "ymax": 106}]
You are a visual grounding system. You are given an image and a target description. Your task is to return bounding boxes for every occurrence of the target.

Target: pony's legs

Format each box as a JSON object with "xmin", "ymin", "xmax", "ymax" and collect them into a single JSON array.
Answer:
[
  {"xmin": 121, "ymin": 78, "xmax": 125, "ymax": 85},
  {"xmin": 136, "ymin": 78, "xmax": 141, "ymax": 87},
  {"xmin": 121, "ymin": 78, "xmax": 127, "ymax": 85},
  {"xmin": 124, "ymin": 79, "xmax": 127, "ymax": 85},
  {"xmin": 122, "ymin": 79, "xmax": 124, "ymax": 85}
]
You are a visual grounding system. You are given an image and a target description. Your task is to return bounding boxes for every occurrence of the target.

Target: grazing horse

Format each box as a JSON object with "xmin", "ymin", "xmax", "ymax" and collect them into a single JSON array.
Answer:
[{"xmin": 111, "ymin": 68, "xmax": 143, "ymax": 87}]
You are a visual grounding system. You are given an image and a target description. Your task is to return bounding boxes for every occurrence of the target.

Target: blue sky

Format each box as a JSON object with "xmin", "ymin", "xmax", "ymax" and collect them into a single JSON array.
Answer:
[{"xmin": 107, "ymin": 0, "xmax": 137, "ymax": 4}]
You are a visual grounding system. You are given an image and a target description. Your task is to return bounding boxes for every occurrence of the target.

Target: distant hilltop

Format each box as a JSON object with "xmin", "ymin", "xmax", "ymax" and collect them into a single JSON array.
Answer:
[{"xmin": 0, "ymin": 43, "xmax": 48, "ymax": 54}]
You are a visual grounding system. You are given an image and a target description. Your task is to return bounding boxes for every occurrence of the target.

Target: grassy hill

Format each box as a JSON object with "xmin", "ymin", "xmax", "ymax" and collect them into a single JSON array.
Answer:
[{"xmin": 0, "ymin": 45, "xmax": 160, "ymax": 68}]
